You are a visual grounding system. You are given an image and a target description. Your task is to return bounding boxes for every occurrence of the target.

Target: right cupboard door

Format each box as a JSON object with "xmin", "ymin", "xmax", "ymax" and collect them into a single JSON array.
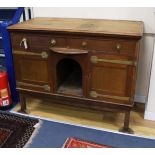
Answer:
[{"xmin": 88, "ymin": 53, "xmax": 136, "ymax": 105}]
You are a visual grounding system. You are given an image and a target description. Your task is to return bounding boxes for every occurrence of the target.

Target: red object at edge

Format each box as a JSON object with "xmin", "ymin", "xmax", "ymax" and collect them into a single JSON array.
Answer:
[
  {"xmin": 0, "ymin": 71, "xmax": 12, "ymax": 107},
  {"xmin": 63, "ymin": 137, "xmax": 112, "ymax": 148}
]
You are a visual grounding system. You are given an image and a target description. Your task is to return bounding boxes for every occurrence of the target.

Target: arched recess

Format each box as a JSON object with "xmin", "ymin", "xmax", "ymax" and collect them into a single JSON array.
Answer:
[{"xmin": 56, "ymin": 58, "xmax": 83, "ymax": 96}]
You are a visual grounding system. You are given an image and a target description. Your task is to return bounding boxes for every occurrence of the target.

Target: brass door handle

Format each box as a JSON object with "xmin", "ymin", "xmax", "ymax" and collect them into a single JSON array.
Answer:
[
  {"xmin": 13, "ymin": 51, "xmax": 49, "ymax": 59},
  {"xmin": 17, "ymin": 82, "xmax": 51, "ymax": 92},
  {"xmin": 90, "ymin": 56, "xmax": 137, "ymax": 66},
  {"xmin": 20, "ymin": 38, "xmax": 28, "ymax": 49},
  {"xmin": 89, "ymin": 91, "xmax": 130, "ymax": 101}
]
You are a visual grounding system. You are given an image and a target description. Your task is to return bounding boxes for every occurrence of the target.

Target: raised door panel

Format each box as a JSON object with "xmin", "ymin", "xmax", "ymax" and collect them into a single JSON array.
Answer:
[
  {"xmin": 17, "ymin": 59, "xmax": 48, "ymax": 82},
  {"xmin": 13, "ymin": 50, "xmax": 52, "ymax": 93},
  {"xmin": 91, "ymin": 65, "xmax": 127, "ymax": 95},
  {"xmin": 88, "ymin": 53, "xmax": 136, "ymax": 105}
]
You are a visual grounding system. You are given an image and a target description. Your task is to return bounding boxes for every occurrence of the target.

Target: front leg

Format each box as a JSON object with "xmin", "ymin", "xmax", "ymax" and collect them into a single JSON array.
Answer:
[
  {"xmin": 18, "ymin": 94, "xmax": 28, "ymax": 114},
  {"xmin": 119, "ymin": 111, "xmax": 134, "ymax": 134}
]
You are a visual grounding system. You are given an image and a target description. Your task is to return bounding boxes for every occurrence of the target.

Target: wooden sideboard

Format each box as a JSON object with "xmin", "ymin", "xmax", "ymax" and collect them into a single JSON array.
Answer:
[{"xmin": 8, "ymin": 17, "xmax": 143, "ymax": 133}]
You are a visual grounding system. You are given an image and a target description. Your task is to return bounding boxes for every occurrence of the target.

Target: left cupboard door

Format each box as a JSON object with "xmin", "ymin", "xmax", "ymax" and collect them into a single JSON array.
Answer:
[{"xmin": 13, "ymin": 50, "xmax": 53, "ymax": 93}]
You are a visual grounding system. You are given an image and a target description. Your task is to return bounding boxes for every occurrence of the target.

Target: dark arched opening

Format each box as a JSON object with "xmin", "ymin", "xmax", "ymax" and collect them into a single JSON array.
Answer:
[{"xmin": 56, "ymin": 58, "xmax": 82, "ymax": 96}]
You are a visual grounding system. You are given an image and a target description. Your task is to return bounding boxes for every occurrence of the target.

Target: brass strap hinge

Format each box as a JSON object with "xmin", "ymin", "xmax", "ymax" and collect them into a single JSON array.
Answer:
[
  {"xmin": 90, "ymin": 56, "xmax": 137, "ymax": 66},
  {"xmin": 89, "ymin": 91, "xmax": 130, "ymax": 101},
  {"xmin": 17, "ymin": 82, "xmax": 51, "ymax": 92},
  {"xmin": 13, "ymin": 51, "xmax": 49, "ymax": 59}
]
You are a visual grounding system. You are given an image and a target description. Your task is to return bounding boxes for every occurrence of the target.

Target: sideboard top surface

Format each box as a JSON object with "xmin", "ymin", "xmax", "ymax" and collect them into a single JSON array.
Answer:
[{"xmin": 8, "ymin": 17, "xmax": 143, "ymax": 37}]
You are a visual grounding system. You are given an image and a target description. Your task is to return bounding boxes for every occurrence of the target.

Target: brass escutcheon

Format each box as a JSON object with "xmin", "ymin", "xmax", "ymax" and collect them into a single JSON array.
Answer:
[
  {"xmin": 90, "ymin": 91, "xmax": 98, "ymax": 98},
  {"xmin": 41, "ymin": 51, "xmax": 48, "ymax": 59},
  {"xmin": 43, "ymin": 85, "xmax": 51, "ymax": 91}
]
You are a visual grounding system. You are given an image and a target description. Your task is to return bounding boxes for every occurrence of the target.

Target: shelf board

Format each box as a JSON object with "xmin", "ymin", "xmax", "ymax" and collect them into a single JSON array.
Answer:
[
  {"xmin": 56, "ymin": 71, "xmax": 82, "ymax": 97},
  {"xmin": 57, "ymin": 85, "xmax": 83, "ymax": 97}
]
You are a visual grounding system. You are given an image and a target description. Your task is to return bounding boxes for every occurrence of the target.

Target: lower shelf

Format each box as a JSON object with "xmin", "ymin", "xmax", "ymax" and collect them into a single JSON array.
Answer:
[
  {"xmin": 57, "ymin": 85, "xmax": 83, "ymax": 97},
  {"xmin": 57, "ymin": 71, "xmax": 83, "ymax": 97}
]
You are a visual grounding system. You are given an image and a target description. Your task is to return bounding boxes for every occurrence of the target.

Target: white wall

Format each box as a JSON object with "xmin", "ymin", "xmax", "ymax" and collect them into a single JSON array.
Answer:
[
  {"xmin": 33, "ymin": 7, "xmax": 155, "ymax": 104},
  {"xmin": 144, "ymin": 39, "xmax": 155, "ymax": 120}
]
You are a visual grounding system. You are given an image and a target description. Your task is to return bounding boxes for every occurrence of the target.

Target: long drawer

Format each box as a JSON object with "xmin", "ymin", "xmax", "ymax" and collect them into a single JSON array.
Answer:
[{"xmin": 11, "ymin": 32, "xmax": 137, "ymax": 57}]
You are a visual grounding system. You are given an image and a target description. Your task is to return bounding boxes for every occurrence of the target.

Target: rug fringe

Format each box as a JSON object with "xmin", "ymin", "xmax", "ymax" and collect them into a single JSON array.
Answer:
[
  {"xmin": 62, "ymin": 137, "xmax": 69, "ymax": 148},
  {"xmin": 24, "ymin": 119, "xmax": 43, "ymax": 148}
]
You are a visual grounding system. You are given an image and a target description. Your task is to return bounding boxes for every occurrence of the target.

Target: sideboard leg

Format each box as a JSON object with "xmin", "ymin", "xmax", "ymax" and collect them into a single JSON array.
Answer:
[
  {"xmin": 119, "ymin": 111, "xmax": 134, "ymax": 134},
  {"xmin": 18, "ymin": 94, "xmax": 28, "ymax": 114}
]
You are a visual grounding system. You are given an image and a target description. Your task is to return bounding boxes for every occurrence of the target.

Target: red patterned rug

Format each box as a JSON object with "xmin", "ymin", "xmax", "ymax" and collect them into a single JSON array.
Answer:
[
  {"xmin": 0, "ymin": 128, "xmax": 12, "ymax": 147},
  {"xmin": 0, "ymin": 111, "xmax": 39, "ymax": 148},
  {"xmin": 63, "ymin": 137, "xmax": 112, "ymax": 148}
]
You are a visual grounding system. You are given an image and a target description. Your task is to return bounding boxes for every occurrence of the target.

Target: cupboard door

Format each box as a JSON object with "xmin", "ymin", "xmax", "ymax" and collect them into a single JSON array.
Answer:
[
  {"xmin": 13, "ymin": 50, "xmax": 52, "ymax": 93},
  {"xmin": 88, "ymin": 53, "xmax": 136, "ymax": 105}
]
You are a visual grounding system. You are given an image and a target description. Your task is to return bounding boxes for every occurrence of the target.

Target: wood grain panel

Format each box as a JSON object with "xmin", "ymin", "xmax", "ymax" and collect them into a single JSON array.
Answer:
[
  {"xmin": 88, "ymin": 38, "xmax": 136, "ymax": 57},
  {"xmin": 11, "ymin": 32, "xmax": 137, "ymax": 58},
  {"xmin": 67, "ymin": 37, "xmax": 87, "ymax": 50},
  {"xmin": 13, "ymin": 50, "xmax": 52, "ymax": 92},
  {"xmin": 11, "ymin": 32, "xmax": 66, "ymax": 51},
  {"xmin": 91, "ymin": 66, "xmax": 127, "ymax": 95},
  {"xmin": 8, "ymin": 17, "xmax": 143, "ymax": 37},
  {"xmin": 88, "ymin": 52, "xmax": 134, "ymax": 104},
  {"xmin": 19, "ymin": 59, "xmax": 48, "ymax": 83}
]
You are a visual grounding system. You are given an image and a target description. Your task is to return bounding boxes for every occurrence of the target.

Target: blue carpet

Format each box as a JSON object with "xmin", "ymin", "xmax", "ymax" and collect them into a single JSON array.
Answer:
[{"xmin": 29, "ymin": 119, "xmax": 155, "ymax": 148}]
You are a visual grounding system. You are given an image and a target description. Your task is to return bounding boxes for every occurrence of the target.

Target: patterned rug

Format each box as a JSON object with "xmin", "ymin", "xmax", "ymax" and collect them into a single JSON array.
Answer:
[
  {"xmin": 0, "ymin": 111, "xmax": 39, "ymax": 148},
  {"xmin": 63, "ymin": 137, "xmax": 112, "ymax": 148}
]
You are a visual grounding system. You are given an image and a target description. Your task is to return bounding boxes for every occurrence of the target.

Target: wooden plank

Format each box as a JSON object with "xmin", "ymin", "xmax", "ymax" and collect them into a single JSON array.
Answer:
[{"xmin": 8, "ymin": 17, "xmax": 143, "ymax": 37}]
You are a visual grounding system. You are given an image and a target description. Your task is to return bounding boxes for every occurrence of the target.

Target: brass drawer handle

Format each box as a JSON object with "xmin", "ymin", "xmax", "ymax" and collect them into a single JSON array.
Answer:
[
  {"xmin": 90, "ymin": 91, "xmax": 130, "ymax": 101},
  {"xmin": 20, "ymin": 38, "xmax": 28, "ymax": 49},
  {"xmin": 51, "ymin": 39, "xmax": 56, "ymax": 47},
  {"xmin": 90, "ymin": 56, "xmax": 137, "ymax": 66},
  {"xmin": 81, "ymin": 41, "xmax": 87, "ymax": 49},
  {"xmin": 17, "ymin": 82, "xmax": 51, "ymax": 92},
  {"xmin": 13, "ymin": 51, "xmax": 48, "ymax": 59},
  {"xmin": 116, "ymin": 44, "xmax": 121, "ymax": 51}
]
